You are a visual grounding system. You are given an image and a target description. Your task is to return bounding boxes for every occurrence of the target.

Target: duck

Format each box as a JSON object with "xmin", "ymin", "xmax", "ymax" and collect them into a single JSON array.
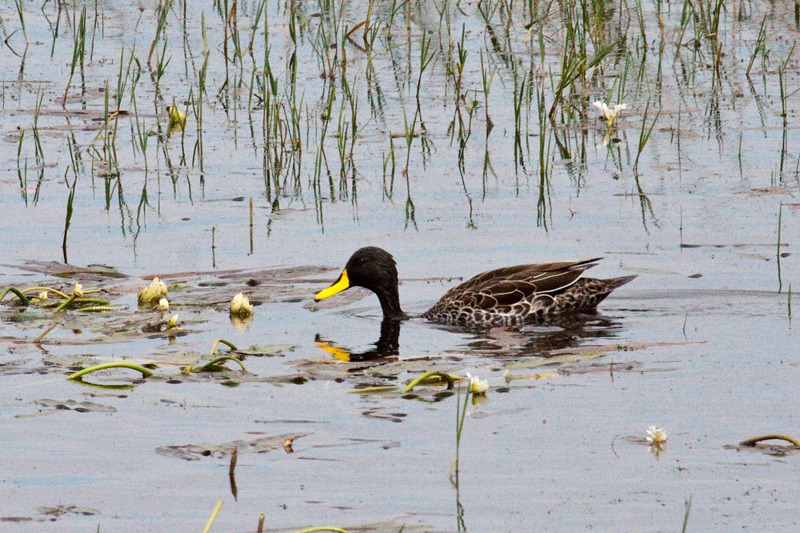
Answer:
[{"xmin": 314, "ymin": 246, "xmax": 636, "ymax": 327}]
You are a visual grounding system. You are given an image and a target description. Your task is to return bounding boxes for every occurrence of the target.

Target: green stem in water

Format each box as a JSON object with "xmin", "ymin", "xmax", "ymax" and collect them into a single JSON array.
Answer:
[
  {"xmin": 67, "ymin": 362, "xmax": 154, "ymax": 380},
  {"xmin": 403, "ymin": 371, "xmax": 460, "ymax": 392},
  {"xmin": 0, "ymin": 287, "xmax": 31, "ymax": 305},
  {"xmin": 199, "ymin": 356, "xmax": 248, "ymax": 373},
  {"xmin": 53, "ymin": 294, "xmax": 77, "ymax": 312},
  {"xmin": 76, "ymin": 306, "xmax": 116, "ymax": 313},
  {"xmin": 739, "ymin": 434, "xmax": 800, "ymax": 447},
  {"xmin": 210, "ymin": 338, "xmax": 238, "ymax": 356},
  {"xmin": 22, "ymin": 286, "xmax": 71, "ymax": 299},
  {"xmin": 74, "ymin": 298, "xmax": 111, "ymax": 305}
]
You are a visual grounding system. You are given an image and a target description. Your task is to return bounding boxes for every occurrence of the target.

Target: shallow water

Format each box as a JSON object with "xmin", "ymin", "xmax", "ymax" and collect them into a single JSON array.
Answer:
[{"xmin": 1, "ymin": 1, "xmax": 798, "ymax": 531}]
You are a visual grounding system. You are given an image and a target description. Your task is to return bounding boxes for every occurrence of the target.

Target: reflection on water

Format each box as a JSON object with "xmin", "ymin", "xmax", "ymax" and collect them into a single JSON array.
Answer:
[
  {"xmin": 439, "ymin": 311, "xmax": 625, "ymax": 358},
  {"xmin": 315, "ymin": 318, "xmax": 401, "ymax": 362},
  {"xmin": 315, "ymin": 311, "xmax": 624, "ymax": 362}
]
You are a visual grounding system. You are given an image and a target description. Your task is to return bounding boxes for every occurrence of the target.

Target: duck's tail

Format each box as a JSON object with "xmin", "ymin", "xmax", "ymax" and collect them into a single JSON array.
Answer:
[
  {"xmin": 602, "ymin": 275, "xmax": 638, "ymax": 291},
  {"xmin": 554, "ymin": 275, "xmax": 637, "ymax": 313}
]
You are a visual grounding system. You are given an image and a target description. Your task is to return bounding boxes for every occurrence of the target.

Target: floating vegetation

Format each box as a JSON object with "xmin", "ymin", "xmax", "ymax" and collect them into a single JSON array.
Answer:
[
  {"xmin": 1, "ymin": 283, "xmax": 111, "ymax": 313},
  {"xmin": 740, "ymin": 434, "xmax": 800, "ymax": 447},
  {"xmin": 66, "ymin": 362, "xmax": 154, "ymax": 381},
  {"xmin": 189, "ymin": 355, "xmax": 248, "ymax": 374},
  {"xmin": 156, "ymin": 433, "xmax": 307, "ymax": 461},
  {"xmin": 402, "ymin": 370, "xmax": 460, "ymax": 392},
  {"xmin": 0, "ymin": 287, "xmax": 30, "ymax": 306},
  {"xmin": 19, "ymin": 399, "xmax": 117, "ymax": 417},
  {"xmin": 229, "ymin": 293, "xmax": 253, "ymax": 317},
  {"xmin": 725, "ymin": 435, "xmax": 800, "ymax": 456},
  {"xmin": 209, "ymin": 338, "xmax": 237, "ymax": 355},
  {"xmin": 137, "ymin": 277, "xmax": 168, "ymax": 305}
]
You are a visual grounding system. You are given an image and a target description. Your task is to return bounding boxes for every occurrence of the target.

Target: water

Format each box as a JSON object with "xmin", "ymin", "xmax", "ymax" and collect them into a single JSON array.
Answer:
[{"xmin": 1, "ymin": 0, "xmax": 798, "ymax": 531}]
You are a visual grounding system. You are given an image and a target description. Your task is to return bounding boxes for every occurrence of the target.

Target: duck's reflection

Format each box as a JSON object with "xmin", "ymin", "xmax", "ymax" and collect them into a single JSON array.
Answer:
[
  {"xmin": 456, "ymin": 311, "xmax": 624, "ymax": 358},
  {"xmin": 314, "ymin": 312, "xmax": 624, "ymax": 362},
  {"xmin": 315, "ymin": 318, "xmax": 401, "ymax": 362}
]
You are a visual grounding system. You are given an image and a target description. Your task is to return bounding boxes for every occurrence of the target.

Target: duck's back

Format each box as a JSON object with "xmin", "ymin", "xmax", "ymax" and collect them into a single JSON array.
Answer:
[{"xmin": 420, "ymin": 259, "xmax": 635, "ymax": 326}]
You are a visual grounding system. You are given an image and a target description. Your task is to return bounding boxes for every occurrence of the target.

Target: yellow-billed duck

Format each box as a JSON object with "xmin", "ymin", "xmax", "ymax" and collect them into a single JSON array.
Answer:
[{"xmin": 314, "ymin": 246, "xmax": 636, "ymax": 326}]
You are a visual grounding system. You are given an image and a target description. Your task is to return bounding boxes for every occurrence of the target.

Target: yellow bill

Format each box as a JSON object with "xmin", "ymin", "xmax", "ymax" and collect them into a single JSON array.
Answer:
[{"xmin": 315, "ymin": 269, "xmax": 350, "ymax": 301}]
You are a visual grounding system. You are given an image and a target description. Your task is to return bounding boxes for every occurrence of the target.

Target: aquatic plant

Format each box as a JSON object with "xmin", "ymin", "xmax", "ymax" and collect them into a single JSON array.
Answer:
[
  {"xmin": 465, "ymin": 371, "xmax": 488, "ymax": 395},
  {"xmin": 138, "ymin": 277, "xmax": 168, "ymax": 304},
  {"xmin": 592, "ymin": 101, "xmax": 627, "ymax": 127},
  {"xmin": 230, "ymin": 293, "xmax": 254, "ymax": 317},
  {"xmin": 646, "ymin": 425, "xmax": 667, "ymax": 445}
]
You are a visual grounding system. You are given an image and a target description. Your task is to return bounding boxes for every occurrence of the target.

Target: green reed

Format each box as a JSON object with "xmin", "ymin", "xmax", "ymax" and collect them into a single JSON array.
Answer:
[
  {"xmin": 88, "ymin": 0, "xmax": 100, "ymax": 61},
  {"xmin": 536, "ymin": 79, "xmax": 551, "ymax": 229},
  {"xmin": 633, "ymin": 100, "xmax": 661, "ymax": 174},
  {"xmin": 453, "ymin": 24, "xmax": 468, "ymax": 113},
  {"xmin": 62, "ymin": 6, "xmax": 87, "ymax": 107},
  {"xmin": 16, "ymin": 129, "xmax": 27, "ymax": 205},
  {"xmin": 778, "ymin": 44, "xmax": 796, "ymax": 129},
  {"xmin": 32, "ymin": 90, "xmax": 45, "ymax": 166},
  {"xmin": 148, "ymin": 0, "xmax": 173, "ymax": 67},
  {"xmin": 386, "ymin": 0, "xmax": 408, "ymax": 40},
  {"xmin": 247, "ymin": 0, "xmax": 268, "ymax": 55},
  {"xmin": 62, "ymin": 174, "xmax": 77, "ymax": 263},
  {"xmin": 415, "ymin": 31, "xmax": 436, "ymax": 116},
  {"xmin": 132, "ymin": 94, "xmax": 151, "ymax": 172},
  {"xmin": 14, "ymin": 0, "xmax": 28, "ymax": 44},
  {"xmin": 777, "ymin": 200, "xmax": 783, "ymax": 292},
  {"xmin": 449, "ymin": 383, "xmax": 471, "ymax": 488},
  {"xmin": 152, "ymin": 38, "xmax": 172, "ymax": 98},
  {"xmin": 102, "ymin": 80, "xmax": 113, "ymax": 175},
  {"xmin": 111, "ymin": 46, "xmax": 133, "ymax": 160},
  {"xmin": 336, "ymin": 100, "xmax": 349, "ymax": 192},
  {"xmin": 480, "ymin": 51, "xmax": 496, "ymax": 137},
  {"xmin": 681, "ymin": 495, "xmax": 692, "ymax": 533}
]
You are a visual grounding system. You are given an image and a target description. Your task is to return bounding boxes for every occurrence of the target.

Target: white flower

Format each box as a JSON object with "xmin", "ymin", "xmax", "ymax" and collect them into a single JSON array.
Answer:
[
  {"xmin": 593, "ymin": 101, "xmax": 626, "ymax": 127},
  {"xmin": 646, "ymin": 426, "xmax": 667, "ymax": 445},
  {"xmin": 230, "ymin": 293, "xmax": 254, "ymax": 317},
  {"xmin": 74, "ymin": 283, "xmax": 84, "ymax": 297},
  {"xmin": 465, "ymin": 371, "xmax": 489, "ymax": 395},
  {"xmin": 157, "ymin": 298, "xmax": 170, "ymax": 310},
  {"xmin": 38, "ymin": 291, "xmax": 48, "ymax": 300},
  {"xmin": 167, "ymin": 314, "xmax": 179, "ymax": 329},
  {"xmin": 138, "ymin": 277, "xmax": 168, "ymax": 303}
]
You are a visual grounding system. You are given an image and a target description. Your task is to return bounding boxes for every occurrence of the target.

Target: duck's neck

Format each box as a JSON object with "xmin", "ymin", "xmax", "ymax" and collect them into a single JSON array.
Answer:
[{"xmin": 377, "ymin": 284, "xmax": 407, "ymax": 320}]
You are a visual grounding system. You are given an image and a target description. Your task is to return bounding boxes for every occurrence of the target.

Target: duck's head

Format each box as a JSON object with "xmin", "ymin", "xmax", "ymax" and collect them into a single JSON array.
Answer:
[{"xmin": 315, "ymin": 246, "xmax": 406, "ymax": 320}]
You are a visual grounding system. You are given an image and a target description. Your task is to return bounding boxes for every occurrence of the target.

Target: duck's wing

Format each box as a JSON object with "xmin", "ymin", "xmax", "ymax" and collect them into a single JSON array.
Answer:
[{"xmin": 430, "ymin": 258, "xmax": 602, "ymax": 313}]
